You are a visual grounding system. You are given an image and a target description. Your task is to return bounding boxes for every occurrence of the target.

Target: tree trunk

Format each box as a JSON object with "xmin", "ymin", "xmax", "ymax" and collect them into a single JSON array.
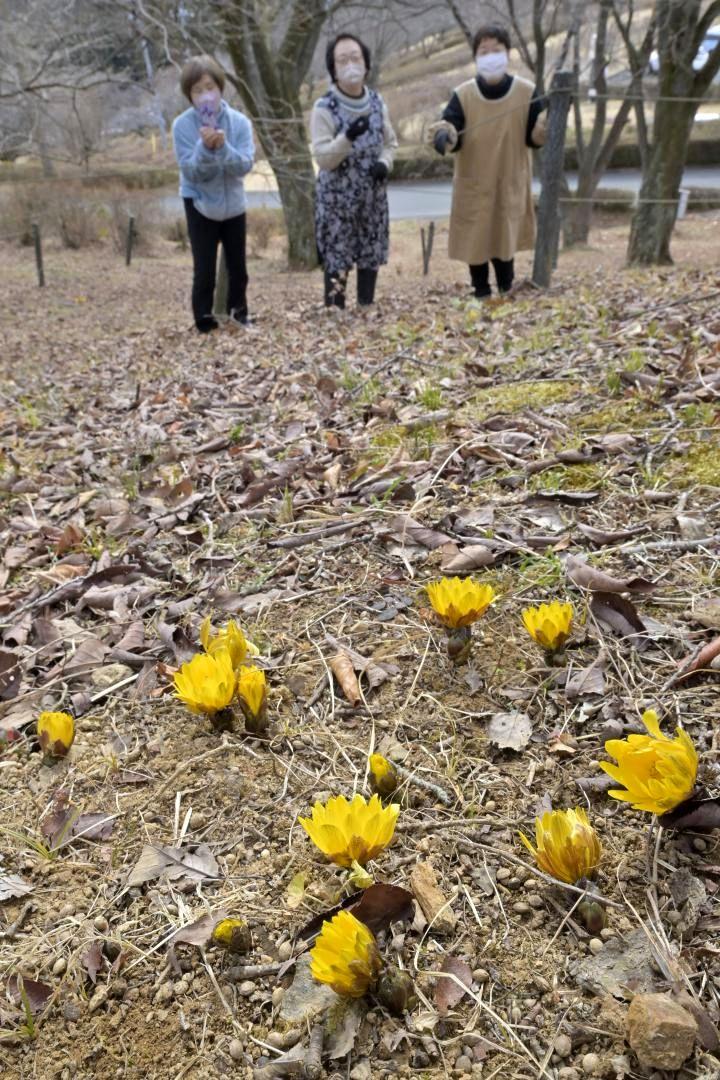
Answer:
[
  {"xmin": 627, "ymin": 103, "xmax": 695, "ymax": 265},
  {"xmin": 563, "ymin": 192, "xmax": 594, "ymax": 247},
  {"xmin": 253, "ymin": 116, "xmax": 317, "ymax": 270},
  {"xmin": 627, "ymin": 0, "xmax": 720, "ymax": 265}
]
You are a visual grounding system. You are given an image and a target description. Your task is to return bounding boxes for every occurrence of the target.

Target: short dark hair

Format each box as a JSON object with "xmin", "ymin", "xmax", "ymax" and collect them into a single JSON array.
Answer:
[
  {"xmin": 325, "ymin": 34, "xmax": 371, "ymax": 82},
  {"xmin": 472, "ymin": 24, "xmax": 511, "ymax": 54},
  {"xmin": 180, "ymin": 55, "xmax": 225, "ymax": 101}
]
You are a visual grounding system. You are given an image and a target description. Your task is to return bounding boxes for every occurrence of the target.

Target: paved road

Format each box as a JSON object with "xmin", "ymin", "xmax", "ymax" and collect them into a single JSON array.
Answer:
[{"xmin": 239, "ymin": 165, "xmax": 720, "ymax": 220}]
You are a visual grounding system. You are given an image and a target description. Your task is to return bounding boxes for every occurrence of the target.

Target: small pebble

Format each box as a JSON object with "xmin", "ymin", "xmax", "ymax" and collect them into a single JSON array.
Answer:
[
  {"xmin": 581, "ymin": 1052, "xmax": 601, "ymax": 1076},
  {"xmin": 277, "ymin": 940, "xmax": 293, "ymax": 961},
  {"xmin": 454, "ymin": 1055, "xmax": 473, "ymax": 1073},
  {"xmin": 558, "ymin": 1069, "xmax": 580, "ymax": 1080},
  {"xmin": 238, "ymin": 980, "xmax": 255, "ymax": 996},
  {"xmin": 526, "ymin": 893, "xmax": 544, "ymax": 909},
  {"xmin": 58, "ymin": 902, "xmax": 75, "ymax": 919},
  {"xmin": 52, "ymin": 957, "xmax": 67, "ymax": 976},
  {"xmin": 599, "ymin": 927, "xmax": 615, "ymax": 941},
  {"xmin": 271, "ymin": 986, "xmax": 284, "ymax": 1007},
  {"xmin": 512, "ymin": 901, "xmax": 531, "ymax": 914},
  {"xmin": 93, "ymin": 915, "xmax": 109, "ymax": 933},
  {"xmin": 692, "ymin": 837, "xmax": 707, "ymax": 852},
  {"xmin": 554, "ymin": 1034, "xmax": 572, "ymax": 1058},
  {"xmin": 496, "ymin": 867, "xmax": 511, "ymax": 881},
  {"xmin": 588, "ymin": 938, "xmax": 604, "ymax": 955},
  {"xmin": 228, "ymin": 1038, "xmax": 244, "ymax": 1062}
]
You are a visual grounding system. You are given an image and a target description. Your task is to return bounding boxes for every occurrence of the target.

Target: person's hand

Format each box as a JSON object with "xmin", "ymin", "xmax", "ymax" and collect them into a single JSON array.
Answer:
[
  {"xmin": 200, "ymin": 125, "xmax": 217, "ymax": 148},
  {"xmin": 210, "ymin": 129, "xmax": 225, "ymax": 149},
  {"xmin": 370, "ymin": 160, "xmax": 388, "ymax": 182},
  {"xmin": 433, "ymin": 129, "xmax": 450, "ymax": 156},
  {"xmin": 345, "ymin": 115, "xmax": 370, "ymax": 141}
]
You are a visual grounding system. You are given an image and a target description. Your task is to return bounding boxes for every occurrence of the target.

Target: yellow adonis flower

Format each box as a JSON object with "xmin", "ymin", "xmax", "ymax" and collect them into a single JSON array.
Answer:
[
  {"xmin": 200, "ymin": 616, "xmax": 257, "ymax": 669},
  {"xmin": 299, "ymin": 793, "xmax": 399, "ymax": 868},
  {"xmin": 426, "ymin": 576, "xmax": 496, "ymax": 629},
  {"xmin": 211, "ymin": 918, "xmax": 251, "ymax": 954},
  {"xmin": 600, "ymin": 709, "xmax": 698, "ymax": 815},
  {"xmin": 310, "ymin": 910, "xmax": 382, "ymax": 998},
  {"xmin": 368, "ymin": 753, "xmax": 398, "ymax": 798},
  {"xmin": 520, "ymin": 808, "xmax": 601, "ymax": 884},
  {"xmin": 521, "ymin": 601, "xmax": 573, "ymax": 653},
  {"xmin": 237, "ymin": 665, "xmax": 268, "ymax": 734},
  {"xmin": 37, "ymin": 711, "xmax": 75, "ymax": 759},
  {"xmin": 173, "ymin": 650, "xmax": 236, "ymax": 716}
]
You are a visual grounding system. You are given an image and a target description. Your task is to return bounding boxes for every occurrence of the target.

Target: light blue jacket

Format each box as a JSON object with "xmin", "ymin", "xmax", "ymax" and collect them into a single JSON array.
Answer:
[{"xmin": 172, "ymin": 100, "xmax": 254, "ymax": 221}]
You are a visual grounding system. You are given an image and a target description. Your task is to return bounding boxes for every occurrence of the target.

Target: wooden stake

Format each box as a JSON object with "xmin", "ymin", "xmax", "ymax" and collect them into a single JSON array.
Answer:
[
  {"xmin": 32, "ymin": 223, "xmax": 45, "ymax": 287},
  {"xmin": 125, "ymin": 215, "xmax": 136, "ymax": 266},
  {"xmin": 420, "ymin": 220, "xmax": 435, "ymax": 275}
]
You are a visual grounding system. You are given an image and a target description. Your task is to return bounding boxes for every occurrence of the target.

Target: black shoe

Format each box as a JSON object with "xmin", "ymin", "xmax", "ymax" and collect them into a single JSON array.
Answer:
[
  {"xmin": 473, "ymin": 288, "xmax": 491, "ymax": 299},
  {"xmin": 230, "ymin": 309, "xmax": 251, "ymax": 326},
  {"xmin": 197, "ymin": 316, "xmax": 219, "ymax": 333}
]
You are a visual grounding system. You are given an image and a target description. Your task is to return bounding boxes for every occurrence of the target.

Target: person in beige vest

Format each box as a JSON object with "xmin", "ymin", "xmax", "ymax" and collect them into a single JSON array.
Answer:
[{"xmin": 432, "ymin": 25, "xmax": 547, "ymax": 298}]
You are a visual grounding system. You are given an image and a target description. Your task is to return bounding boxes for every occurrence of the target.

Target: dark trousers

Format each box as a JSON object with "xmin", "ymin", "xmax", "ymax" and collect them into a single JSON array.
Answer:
[
  {"xmin": 470, "ymin": 257, "xmax": 514, "ymax": 297},
  {"xmin": 183, "ymin": 198, "xmax": 248, "ymax": 327},
  {"xmin": 324, "ymin": 267, "xmax": 378, "ymax": 308}
]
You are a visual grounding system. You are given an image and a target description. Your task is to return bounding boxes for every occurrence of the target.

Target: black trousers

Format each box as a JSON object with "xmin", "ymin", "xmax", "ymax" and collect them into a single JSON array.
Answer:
[
  {"xmin": 324, "ymin": 267, "xmax": 378, "ymax": 308},
  {"xmin": 184, "ymin": 198, "xmax": 248, "ymax": 327},
  {"xmin": 470, "ymin": 257, "xmax": 514, "ymax": 297}
]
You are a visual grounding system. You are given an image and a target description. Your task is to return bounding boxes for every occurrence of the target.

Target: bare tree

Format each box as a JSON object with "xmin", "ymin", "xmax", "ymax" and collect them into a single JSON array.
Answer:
[
  {"xmin": 563, "ymin": 0, "xmax": 655, "ymax": 246},
  {"xmin": 628, "ymin": 0, "xmax": 720, "ymax": 265}
]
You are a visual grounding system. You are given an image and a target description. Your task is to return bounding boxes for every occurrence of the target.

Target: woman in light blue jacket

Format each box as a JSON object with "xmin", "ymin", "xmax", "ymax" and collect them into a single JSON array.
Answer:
[{"xmin": 172, "ymin": 56, "xmax": 255, "ymax": 332}]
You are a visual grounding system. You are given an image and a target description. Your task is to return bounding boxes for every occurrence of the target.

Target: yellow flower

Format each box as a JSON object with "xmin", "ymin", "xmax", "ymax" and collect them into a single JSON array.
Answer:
[
  {"xmin": 520, "ymin": 808, "xmax": 601, "ymax": 884},
  {"xmin": 368, "ymin": 753, "xmax": 398, "ymax": 797},
  {"xmin": 237, "ymin": 665, "xmax": 266, "ymax": 717},
  {"xmin": 521, "ymin": 601, "xmax": 573, "ymax": 652},
  {"xmin": 237, "ymin": 665, "xmax": 268, "ymax": 733},
  {"xmin": 426, "ymin": 577, "xmax": 496, "ymax": 628},
  {"xmin": 211, "ymin": 918, "xmax": 251, "ymax": 954},
  {"xmin": 600, "ymin": 709, "xmax": 698, "ymax": 815},
  {"xmin": 200, "ymin": 616, "xmax": 255, "ymax": 669},
  {"xmin": 37, "ymin": 711, "xmax": 75, "ymax": 759},
  {"xmin": 299, "ymin": 793, "xmax": 399, "ymax": 868},
  {"xmin": 310, "ymin": 910, "xmax": 382, "ymax": 997},
  {"xmin": 173, "ymin": 650, "xmax": 236, "ymax": 715}
]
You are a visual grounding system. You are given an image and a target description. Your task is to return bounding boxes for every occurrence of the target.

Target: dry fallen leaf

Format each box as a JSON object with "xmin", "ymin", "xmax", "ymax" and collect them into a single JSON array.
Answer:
[
  {"xmin": 435, "ymin": 955, "xmax": 473, "ymax": 1015},
  {"xmin": 565, "ymin": 554, "xmax": 656, "ymax": 594},
  {"xmin": 329, "ymin": 650, "xmax": 362, "ymax": 707},
  {"xmin": 487, "ymin": 711, "xmax": 532, "ymax": 751}
]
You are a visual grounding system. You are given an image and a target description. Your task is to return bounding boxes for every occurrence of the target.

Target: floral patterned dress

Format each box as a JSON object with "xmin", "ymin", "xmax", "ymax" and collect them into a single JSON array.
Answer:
[{"xmin": 314, "ymin": 89, "xmax": 390, "ymax": 276}]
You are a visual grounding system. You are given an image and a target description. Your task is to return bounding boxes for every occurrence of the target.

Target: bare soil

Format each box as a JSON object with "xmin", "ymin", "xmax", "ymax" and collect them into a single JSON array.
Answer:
[{"xmin": 0, "ymin": 213, "xmax": 719, "ymax": 1080}]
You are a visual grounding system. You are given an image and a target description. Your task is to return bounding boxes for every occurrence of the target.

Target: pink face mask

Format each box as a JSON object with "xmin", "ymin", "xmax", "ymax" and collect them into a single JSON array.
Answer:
[{"xmin": 195, "ymin": 89, "xmax": 221, "ymax": 127}]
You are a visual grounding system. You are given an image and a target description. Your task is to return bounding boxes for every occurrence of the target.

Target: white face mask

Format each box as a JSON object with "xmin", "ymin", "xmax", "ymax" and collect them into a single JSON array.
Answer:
[
  {"xmin": 476, "ymin": 51, "xmax": 509, "ymax": 80},
  {"xmin": 336, "ymin": 62, "xmax": 365, "ymax": 88}
]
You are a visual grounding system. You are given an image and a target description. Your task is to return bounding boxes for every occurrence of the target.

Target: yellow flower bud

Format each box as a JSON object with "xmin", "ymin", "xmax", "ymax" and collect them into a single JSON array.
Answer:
[
  {"xmin": 520, "ymin": 808, "xmax": 601, "ymax": 885},
  {"xmin": 37, "ymin": 711, "xmax": 75, "ymax": 760},
  {"xmin": 368, "ymin": 754, "xmax": 398, "ymax": 798},
  {"xmin": 310, "ymin": 910, "xmax": 382, "ymax": 998},
  {"xmin": 211, "ymin": 918, "xmax": 251, "ymax": 954},
  {"xmin": 237, "ymin": 665, "xmax": 268, "ymax": 734},
  {"xmin": 375, "ymin": 966, "xmax": 418, "ymax": 1014}
]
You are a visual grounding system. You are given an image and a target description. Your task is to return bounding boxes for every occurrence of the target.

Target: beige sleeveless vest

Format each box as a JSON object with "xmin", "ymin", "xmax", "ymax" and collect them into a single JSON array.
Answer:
[{"xmin": 448, "ymin": 76, "xmax": 535, "ymax": 265}]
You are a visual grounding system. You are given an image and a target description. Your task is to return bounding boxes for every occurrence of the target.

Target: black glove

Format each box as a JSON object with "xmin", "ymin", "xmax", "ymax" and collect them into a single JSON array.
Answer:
[
  {"xmin": 370, "ymin": 160, "xmax": 388, "ymax": 182},
  {"xmin": 345, "ymin": 115, "xmax": 370, "ymax": 141},
  {"xmin": 433, "ymin": 129, "xmax": 450, "ymax": 156}
]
